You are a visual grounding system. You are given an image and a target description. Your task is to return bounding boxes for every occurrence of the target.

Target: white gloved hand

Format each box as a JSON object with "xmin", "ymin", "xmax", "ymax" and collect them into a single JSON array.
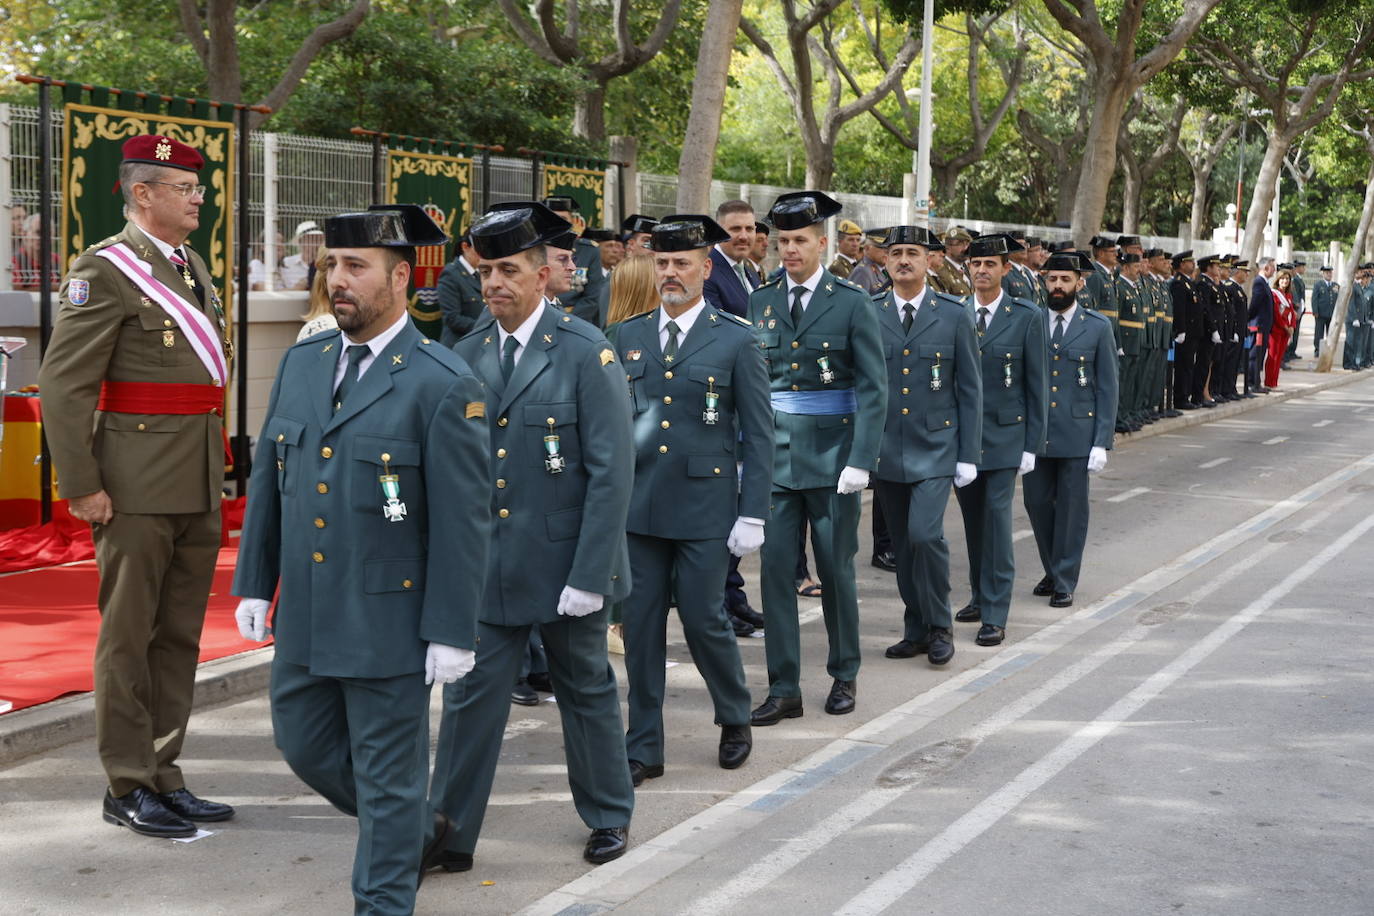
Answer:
[
  {"xmin": 1354, "ymin": 320, "xmax": 1362, "ymax": 328},
  {"xmin": 836, "ymin": 465, "xmax": 870, "ymax": 495},
  {"xmin": 1087, "ymin": 446, "xmax": 1108, "ymax": 473},
  {"xmin": 1018, "ymin": 451, "xmax": 1036, "ymax": 477},
  {"xmin": 1174, "ymin": 333, "xmax": 1186, "ymax": 344},
  {"xmin": 954, "ymin": 462, "xmax": 978, "ymax": 488},
  {"xmin": 1233, "ymin": 333, "xmax": 1240, "ymax": 342},
  {"xmin": 425, "ymin": 643, "xmax": 476, "ymax": 685},
  {"xmin": 234, "ymin": 598, "xmax": 270, "ymax": 642},
  {"xmin": 557, "ymin": 585, "xmax": 604, "ymax": 617},
  {"xmin": 727, "ymin": 517, "xmax": 766, "ymax": 557},
  {"xmin": 1211, "ymin": 330, "xmax": 1222, "ymax": 344}
]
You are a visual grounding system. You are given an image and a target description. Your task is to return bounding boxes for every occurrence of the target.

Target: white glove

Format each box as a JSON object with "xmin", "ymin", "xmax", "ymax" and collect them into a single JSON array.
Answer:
[
  {"xmin": 425, "ymin": 643, "xmax": 475, "ymax": 685},
  {"xmin": 557, "ymin": 585, "xmax": 604, "ymax": 617},
  {"xmin": 1354, "ymin": 320, "xmax": 1362, "ymax": 328},
  {"xmin": 234, "ymin": 598, "xmax": 270, "ymax": 642},
  {"xmin": 1211, "ymin": 330, "xmax": 1222, "ymax": 343},
  {"xmin": 1018, "ymin": 452, "xmax": 1036, "ymax": 477},
  {"xmin": 1117, "ymin": 348, "xmax": 1124, "ymax": 357},
  {"xmin": 1087, "ymin": 446, "xmax": 1108, "ymax": 473},
  {"xmin": 727, "ymin": 517, "xmax": 766, "ymax": 557},
  {"xmin": 1175, "ymin": 333, "xmax": 1185, "ymax": 344},
  {"xmin": 836, "ymin": 465, "xmax": 870, "ymax": 495},
  {"xmin": 954, "ymin": 462, "xmax": 978, "ymax": 488},
  {"xmin": 1232, "ymin": 334, "xmax": 1239, "ymax": 342}
]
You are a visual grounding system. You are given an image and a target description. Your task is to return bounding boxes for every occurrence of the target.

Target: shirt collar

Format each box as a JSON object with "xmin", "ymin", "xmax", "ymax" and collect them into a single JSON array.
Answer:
[
  {"xmin": 498, "ymin": 302, "xmax": 546, "ymax": 352},
  {"xmin": 787, "ymin": 264, "xmax": 825, "ymax": 297},
  {"xmin": 1050, "ymin": 303, "xmax": 1078, "ymax": 327},
  {"xmin": 660, "ymin": 298, "xmax": 706, "ymax": 338},
  {"xmin": 341, "ymin": 308, "xmax": 409, "ymax": 357},
  {"xmin": 974, "ymin": 290, "xmax": 1004, "ymax": 313},
  {"xmin": 895, "ymin": 286, "xmax": 929, "ymax": 311},
  {"xmin": 459, "ymin": 257, "xmax": 478, "ymax": 276},
  {"xmin": 136, "ymin": 225, "xmax": 181, "ymax": 263},
  {"xmin": 715, "ymin": 244, "xmax": 741, "ymax": 268}
]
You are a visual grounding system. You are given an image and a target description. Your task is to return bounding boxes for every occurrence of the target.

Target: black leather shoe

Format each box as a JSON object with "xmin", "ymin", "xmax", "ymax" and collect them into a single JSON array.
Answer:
[
  {"xmin": 157, "ymin": 787, "xmax": 234, "ymax": 822},
  {"xmin": 730, "ymin": 604, "xmax": 766, "ymax": 629},
  {"xmin": 718, "ymin": 724, "xmax": 752, "ymax": 769},
  {"xmin": 975, "ymin": 624, "xmax": 1005, "ymax": 646},
  {"xmin": 1178, "ymin": 402, "xmax": 1198, "ymax": 410},
  {"xmin": 1165, "ymin": 409, "xmax": 1183, "ymax": 417},
  {"xmin": 870, "ymin": 550, "xmax": 897, "ymax": 572},
  {"xmin": 884, "ymin": 638, "xmax": 927, "ymax": 658},
  {"xmin": 1032, "ymin": 575, "xmax": 1054, "ymax": 597},
  {"xmin": 103, "ymin": 788, "xmax": 196, "ymax": 839},
  {"xmin": 439, "ymin": 850, "xmax": 472, "ymax": 873},
  {"xmin": 1050, "ymin": 591, "xmax": 1074, "ymax": 608},
  {"xmin": 418, "ymin": 812, "xmax": 452, "ymax": 884},
  {"xmin": 584, "ymin": 826, "xmax": 629, "ymax": 864},
  {"xmin": 955, "ymin": 603, "xmax": 981, "ymax": 623},
  {"xmin": 527, "ymin": 671, "xmax": 554, "ymax": 693},
  {"xmin": 511, "ymin": 678, "xmax": 539, "ymax": 706},
  {"xmin": 750, "ymin": 695, "xmax": 803, "ymax": 725},
  {"xmin": 628, "ymin": 760, "xmax": 664, "ymax": 787},
  {"xmin": 824, "ymin": 679, "xmax": 856, "ymax": 715},
  {"xmin": 1201, "ymin": 399, "xmax": 1217, "ymax": 408},
  {"xmin": 927, "ymin": 629, "xmax": 955, "ymax": 666},
  {"xmin": 729, "ymin": 614, "xmax": 757, "ymax": 637}
]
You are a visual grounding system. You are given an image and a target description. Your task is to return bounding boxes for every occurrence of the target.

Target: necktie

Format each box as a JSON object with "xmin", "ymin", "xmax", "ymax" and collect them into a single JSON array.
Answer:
[
  {"xmin": 1052, "ymin": 315, "xmax": 1065, "ymax": 346},
  {"xmin": 902, "ymin": 302, "xmax": 915, "ymax": 333},
  {"xmin": 977, "ymin": 307, "xmax": 989, "ymax": 335},
  {"xmin": 501, "ymin": 335, "xmax": 519, "ymax": 381},
  {"xmin": 664, "ymin": 320, "xmax": 681, "ymax": 361},
  {"xmin": 334, "ymin": 344, "xmax": 368, "ymax": 413},
  {"xmin": 170, "ymin": 248, "xmax": 204, "ymax": 305},
  {"xmin": 735, "ymin": 261, "xmax": 753, "ymax": 290},
  {"xmin": 790, "ymin": 286, "xmax": 805, "ymax": 326}
]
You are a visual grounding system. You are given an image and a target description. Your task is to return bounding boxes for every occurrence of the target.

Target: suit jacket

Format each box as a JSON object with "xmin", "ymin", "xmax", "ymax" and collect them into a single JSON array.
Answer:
[
  {"xmin": 1041, "ymin": 307, "xmax": 1118, "ymax": 458},
  {"xmin": 616, "ymin": 304, "xmax": 773, "ymax": 539},
  {"xmin": 873, "ymin": 287, "xmax": 982, "ymax": 482},
  {"xmin": 558, "ymin": 238, "xmax": 609, "ymax": 327},
  {"xmin": 38, "ymin": 222, "xmax": 227, "ymax": 513},
  {"xmin": 437, "ymin": 257, "xmax": 485, "ymax": 346},
  {"xmin": 747, "ymin": 269, "xmax": 887, "ymax": 489},
  {"xmin": 966, "ymin": 294, "xmax": 1048, "ymax": 470},
  {"xmin": 1249, "ymin": 274, "xmax": 1274, "ymax": 332},
  {"xmin": 703, "ymin": 246, "xmax": 756, "ymax": 318},
  {"xmin": 455, "ymin": 306, "xmax": 633, "ymax": 625},
  {"xmin": 232, "ymin": 320, "xmax": 491, "ymax": 678}
]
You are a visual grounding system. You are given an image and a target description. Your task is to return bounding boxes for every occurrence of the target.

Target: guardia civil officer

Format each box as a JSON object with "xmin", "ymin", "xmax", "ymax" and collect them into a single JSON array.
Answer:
[
  {"xmin": 1113, "ymin": 252, "xmax": 1147, "ymax": 431},
  {"xmin": 748, "ymin": 191, "xmax": 887, "ymax": 723},
  {"xmin": 1312, "ymin": 265, "xmax": 1338, "ymax": 357},
  {"xmin": 1086, "ymin": 236, "xmax": 1121, "ymax": 348},
  {"xmin": 873, "ymin": 226, "xmax": 981, "ymax": 666},
  {"xmin": 954, "ymin": 233, "xmax": 1048, "ymax": 647},
  {"xmin": 545, "ymin": 195, "xmax": 607, "ymax": 326},
  {"xmin": 428, "ymin": 201, "xmax": 636, "ymax": 870},
  {"xmin": 233, "ymin": 205, "xmax": 492, "ymax": 913},
  {"xmin": 615, "ymin": 215, "xmax": 773, "ymax": 786},
  {"xmin": 1001, "ymin": 233, "xmax": 1039, "ymax": 304},
  {"xmin": 39, "ymin": 135, "xmax": 235, "ymax": 839},
  {"xmin": 1023, "ymin": 252, "xmax": 1119, "ymax": 608},
  {"xmin": 623, "ymin": 213, "xmax": 659, "ymax": 257},
  {"xmin": 436, "ymin": 232, "xmax": 485, "ymax": 346}
]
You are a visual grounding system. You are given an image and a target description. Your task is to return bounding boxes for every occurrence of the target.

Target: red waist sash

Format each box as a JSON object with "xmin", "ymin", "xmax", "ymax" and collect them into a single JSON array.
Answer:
[{"xmin": 97, "ymin": 381, "xmax": 233, "ymax": 468}]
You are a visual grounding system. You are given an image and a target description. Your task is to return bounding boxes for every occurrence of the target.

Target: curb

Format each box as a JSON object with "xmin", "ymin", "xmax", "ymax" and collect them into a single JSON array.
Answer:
[{"xmin": 1, "ymin": 366, "xmax": 1367, "ymax": 767}]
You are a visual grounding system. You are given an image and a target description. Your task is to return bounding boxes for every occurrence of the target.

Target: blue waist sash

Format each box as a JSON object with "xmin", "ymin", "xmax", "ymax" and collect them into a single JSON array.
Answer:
[{"xmin": 770, "ymin": 388, "xmax": 857, "ymax": 416}]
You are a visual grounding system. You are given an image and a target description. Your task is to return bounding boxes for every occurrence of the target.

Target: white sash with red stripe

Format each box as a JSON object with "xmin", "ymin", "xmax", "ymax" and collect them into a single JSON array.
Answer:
[{"xmin": 96, "ymin": 242, "xmax": 227, "ymax": 386}]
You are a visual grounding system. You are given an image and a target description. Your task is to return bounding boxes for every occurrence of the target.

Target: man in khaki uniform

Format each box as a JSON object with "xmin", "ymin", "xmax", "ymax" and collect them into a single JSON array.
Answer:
[
  {"xmin": 828, "ymin": 219, "xmax": 863, "ymax": 278},
  {"xmin": 38, "ymin": 135, "xmax": 234, "ymax": 838},
  {"xmin": 934, "ymin": 226, "xmax": 973, "ymax": 297}
]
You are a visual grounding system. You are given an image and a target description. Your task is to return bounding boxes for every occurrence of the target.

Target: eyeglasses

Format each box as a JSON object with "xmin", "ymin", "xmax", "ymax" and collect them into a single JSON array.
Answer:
[{"xmin": 145, "ymin": 180, "xmax": 207, "ymax": 198}]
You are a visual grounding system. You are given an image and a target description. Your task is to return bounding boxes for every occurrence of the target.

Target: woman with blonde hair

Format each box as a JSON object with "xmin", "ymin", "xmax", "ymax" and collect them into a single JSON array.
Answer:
[
  {"xmin": 295, "ymin": 247, "xmax": 338, "ymax": 342},
  {"xmin": 603, "ymin": 254, "xmax": 658, "ymax": 345}
]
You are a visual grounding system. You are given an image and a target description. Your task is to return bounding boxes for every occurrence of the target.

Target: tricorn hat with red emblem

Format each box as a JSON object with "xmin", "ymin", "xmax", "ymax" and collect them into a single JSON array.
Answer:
[{"xmin": 121, "ymin": 135, "xmax": 204, "ymax": 173}]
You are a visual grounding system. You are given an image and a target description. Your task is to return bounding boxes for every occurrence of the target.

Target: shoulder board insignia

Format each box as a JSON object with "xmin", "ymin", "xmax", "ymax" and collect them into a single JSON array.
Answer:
[
  {"xmin": 465, "ymin": 401, "xmax": 486, "ymax": 419},
  {"xmin": 727, "ymin": 312, "xmax": 751, "ymax": 326},
  {"xmin": 600, "ymin": 348, "xmax": 615, "ymax": 366}
]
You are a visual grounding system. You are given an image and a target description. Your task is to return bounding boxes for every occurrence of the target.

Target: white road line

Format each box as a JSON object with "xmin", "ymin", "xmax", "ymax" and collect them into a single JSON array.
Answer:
[
  {"xmin": 834, "ymin": 509, "xmax": 1374, "ymax": 916},
  {"xmin": 1199, "ymin": 457, "xmax": 1231, "ymax": 469},
  {"xmin": 1106, "ymin": 486, "xmax": 1150, "ymax": 503},
  {"xmin": 1012, "ymin": 529, "xmax": 1033, "ymax": 542},
  {"xmin": 1262, "ymin": 435, "xmax": 1290, "ymax": 445},
  {"xmin": 1313, "ymin": 419, "xmax": 1333, "ymax": 427}
]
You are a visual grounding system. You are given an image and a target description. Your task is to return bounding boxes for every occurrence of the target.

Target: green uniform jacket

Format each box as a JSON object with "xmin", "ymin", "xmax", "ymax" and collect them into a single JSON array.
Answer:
[
  {"xmin": 559, "ymin": 237, "xmax": 609, "ymax": 327},
  {"xmin": 437, "ymin": 258, "xmax": 486, "ymax": 346},
  {"xmin": 1086, "ymin": 262, "xmax": 1122, "ymax": 349},
  {"xmin": 617, "ymin": 304, "xmax": 774, "ymax": 539},
  {"xmin": 455, "ymin": 305, "xmax": 633, "ymax": 624},
  {"xmin": 747, "ymin": 270, "xmax": 887, "ymax": 489},
  {"xmin": 38, "ymin": 222, "xmax": 227, "ymax": 513},
  {"xmin": 233, "ymin": 321, "xmax": 492, "ymax": 678},
  {"xmin": 873, "ymin": 287, "xmax": 982, "ymax": 482},
  {"xmin": 1114, "ymin": 275, "xmax": 1146, "ymax": 357},
  {"xmin": 1042, "ymin": 307, "xmax": 1119, "ymax": 458},
  {"xmin": 1002, "ymin": 263, "xmax": 1038, "ymax": 306},
  {"xmin": 1313, "ymin": 279, "xmax": 1338, "ymax": 319},
  {"xmin": 964, "ymin": 294, "xmax": 1049, "ymax": 470}
]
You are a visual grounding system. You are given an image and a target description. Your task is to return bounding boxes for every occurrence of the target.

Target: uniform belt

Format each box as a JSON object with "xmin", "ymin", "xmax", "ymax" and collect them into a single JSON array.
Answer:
[
  {"xmin": 1119, "ymin": 320, "xmax": 1146, "ymax": 329},
  {"xmin": 98, "ymin": 381, "xmax": 233, "ymax": 469},
  {"xmin": 1098, "ymin": 309, "xmax": 1119, "ymax": 318},
  {"xmin": 770, "ymin": 388, "xmax": 857, "ymax": 415}
]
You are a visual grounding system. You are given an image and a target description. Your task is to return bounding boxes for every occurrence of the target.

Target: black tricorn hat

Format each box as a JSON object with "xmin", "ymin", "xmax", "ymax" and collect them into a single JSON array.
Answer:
[
  {"xmin": 324, "ymin": 203, "xmax": 449, "ymax": 249},
  {"xmin": 767, "ymin": 191, "xmax": 843, "ymax": 230},
  {"xmin": 621, "ymin": 213, "xmax": 659, "ymax": 236},
  {"xmin": 1119, "ymin": 252, "xmax": 1142, "ymax": 264},
  {"xmin": 1043, "ymin": 251, "xmax": 1092, "ymax": 274},
  {"xmin": 755, "ymin": 220, "xmax": 770, "ymax": 235},
  {"xmin": 1088, "ymin": 234, "xmax": 1116, "ymax": 250},
  {"xmin": 1171, "ymin": 249, "xmax": 1195, "ymax": 265},
  {"xmin": 543, "ymin": 195, "xmax": 580, "ymax": 213},
  {"xmin": 650, "ymin": 214, "xmax": 730, "ymax": 252},
  {"xmin": 582, "ymin": 228, "xmax": 616, "ymax": 243},
  {"xmin": 1116, "ymin": 234, "xmax": 1141, "ymax": 248},
  {"xmin": 966, "ymin": 234, "xmax": 1011, "ymax": 258},
  {"xmin": 1295, "ymin": 259, "xmax": 1307, "ymax": 266},
  {"xmin": 547, "ymin": 229, "xmax": 577, "ymax": 251},
  {"xmin": 880, "ymin": 225, "xmax": 944, "ymax": 250},
  {"xmin": 470, "ymin": 200, "xmax": 566, "ymax": 259}
]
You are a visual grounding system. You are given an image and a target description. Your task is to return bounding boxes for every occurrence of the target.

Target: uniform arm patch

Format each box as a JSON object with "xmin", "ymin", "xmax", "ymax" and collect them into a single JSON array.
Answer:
[{"xmin": 465, "ymin": 401, "xmax": 486, "ymax": 419}]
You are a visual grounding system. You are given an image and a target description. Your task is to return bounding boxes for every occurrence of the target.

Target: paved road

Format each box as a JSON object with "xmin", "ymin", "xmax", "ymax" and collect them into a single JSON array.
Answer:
[{"xmin": 4, "ymin": 373, "xmax": 1374, "ymax": 915}]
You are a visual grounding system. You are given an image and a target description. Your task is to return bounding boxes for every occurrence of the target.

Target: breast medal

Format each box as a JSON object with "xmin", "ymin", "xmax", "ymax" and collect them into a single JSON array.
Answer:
[
  {"xmin": 379, "ymin": 455, "xmax": 407, "ymax": 522},
  {"xmin": 544, "ymin": 418, "xmax": 565, "ymax": 474},
  {"xmin": 930, "ymin": 354, "xmax": 943, "ymax": 391},
  {"xmin": 703, "ymin": 377, "xmax": 720, "ymax": 425}
]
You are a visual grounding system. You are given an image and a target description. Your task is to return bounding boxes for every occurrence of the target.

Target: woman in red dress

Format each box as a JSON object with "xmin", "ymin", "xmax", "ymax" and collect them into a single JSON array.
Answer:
[{"xmin": 1265, "ymin": 269, "xmax": 1297, "ymax": 388}]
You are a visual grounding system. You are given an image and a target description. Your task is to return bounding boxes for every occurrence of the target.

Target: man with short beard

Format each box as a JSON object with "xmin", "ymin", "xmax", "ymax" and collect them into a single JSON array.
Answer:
[
  {"xmin": 703, "ymin": 198, "xmax": 759, "ymax": 318},
  {"xmin": 613, "ymin": 215, "xmax": 772, "ymax": 786},
  {"xmin": 1022, "ymin": 252, "xmax": 1118, "ymax": 609}
]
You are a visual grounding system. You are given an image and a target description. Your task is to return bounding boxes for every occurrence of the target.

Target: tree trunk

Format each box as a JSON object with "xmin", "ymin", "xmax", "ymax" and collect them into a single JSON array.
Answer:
[
  {"xmin": 574, "ymin": 83, "xmax": 608, "ymax": 143},
  {"xmin": 1316, "ymin": 153, "xmax": 1374, "ymax": 372},
  {"xmin": 1121, "ymin": 158, "xmax": 1142, "ymax": 233},
  {"xmin": 1070, "ymin": 82, "xmax": 1132, "ymax": 246},
  {"xmin": 1189, "ymin": 166, "xmax": 1212, "ymax": 242},
  {"xmin": 675, "ymin": 0, "xmax": 743, "ymax": 212},
  {"xmin": 805, "ymin": 150, "xmax": 835, "ymax": 192},
  {"xmin": 1238, "ymin": 136, "xmax": 1289, "ymax": 268}
]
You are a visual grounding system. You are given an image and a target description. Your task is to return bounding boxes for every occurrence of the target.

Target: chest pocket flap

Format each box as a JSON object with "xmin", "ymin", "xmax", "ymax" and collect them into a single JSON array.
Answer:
[
  {"xmin": 688, "ymin": 364, "xmax": 732, "ymax": 386},
  {"xmin": 1065, "ymin": 348, "xmax": 1095, "ymax": 365},
  {"xmin": 757, "ymin": 331, "xmax": 780, "ymax": 350},
  {"xmin": 524, "ymin": 401, "xmax": 578, "ymax": 427},
  {"xmin": 625, "ymin": 360, "xmax": 647, "ymax": 380},
  {"xmin": 265, "ymin": 416, "xmax": 306, "ymax": 448},
  {"xmin": 136, "ymin": 308, "xmax": 175, "ymax": 331},
  {"xmin": 353, "ymin": 434, "xmax": 421, "ymax": 466},
  {"xmin": 919, "ymin": 343, "xmax": 954, "ymax": 361},
  {"xmin": 805, "ymin": 334, "xmax": 848, "ymax": 352}
]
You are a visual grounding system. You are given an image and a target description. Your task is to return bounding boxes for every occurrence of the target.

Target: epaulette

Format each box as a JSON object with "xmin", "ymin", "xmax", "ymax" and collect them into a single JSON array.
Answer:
[
  {"xmin": 757, "ymin": 274, "xmax": 783, "ymax": 290},
  {"xmin": 415, "ymin": 335, "xmax": 469, "ymax": 375},
  {"xmin": 834, "ymin": 276, "xmax": 864, "ymax": 293},
  {"xmin": 458, "ymin": 314, "xmax": 498, "ymax": 343},
  {"xmin": 871, "ymin": 291, "xmax": 888, "ymax": 304},
  {"xmin": 290, "ymin": 327, "xmax": 342, "ymax": 350},
  {"xmin": 555, "ymin": 311, "xmax": 605, "ymax": 342},
  {"xmin": 933, "ymin": 290, "xmax": 966, "ymax": 308},
  {"xmin": 722, "ymin": 311, "xmax": 751, "ymax": 327},
  {"xmin": 82, "ymin": 234, "xmax": 120, "ymax": 255}
]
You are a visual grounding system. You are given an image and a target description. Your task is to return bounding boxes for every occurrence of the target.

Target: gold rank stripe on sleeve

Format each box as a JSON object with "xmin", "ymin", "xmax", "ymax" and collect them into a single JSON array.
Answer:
[
  {"xmin": 600, "ymin": 349, "xmax": 615, "ymax": 366},
  {"xmin": 465, "ymin": 401, "xmax": 486, "ymax": 419}
]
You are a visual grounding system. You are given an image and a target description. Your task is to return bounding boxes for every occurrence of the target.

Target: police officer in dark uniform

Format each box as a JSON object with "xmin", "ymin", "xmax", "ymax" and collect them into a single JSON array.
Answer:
[{"xmin": 1170, "ymin": 251, "xmax": 1201, "ymax": 409}]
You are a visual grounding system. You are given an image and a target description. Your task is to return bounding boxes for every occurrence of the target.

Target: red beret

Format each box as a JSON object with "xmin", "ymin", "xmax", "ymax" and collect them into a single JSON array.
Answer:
[{"xmin": 121, "ymin": 135, "xmax": 204, "ymax": 173}]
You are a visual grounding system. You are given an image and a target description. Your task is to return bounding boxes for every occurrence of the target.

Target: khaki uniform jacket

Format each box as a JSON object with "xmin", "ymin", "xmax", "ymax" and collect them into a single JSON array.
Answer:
[{"xmin": 38, "ymin": 222, "xmax": 227, "ymax": 514}]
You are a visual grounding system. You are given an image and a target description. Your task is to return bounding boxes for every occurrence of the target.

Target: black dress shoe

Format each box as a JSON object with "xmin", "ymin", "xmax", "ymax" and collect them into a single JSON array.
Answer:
[
  {"xmin": 750, "ymin": 694, "xmax": 803, "ymax": 725},
  {"xmin": 927, "ymin": 629, "xmax": 955, "ymax": 666},
  {"xmin": 954, "ymin": 603, "xmax": 981, "ymax": 623},
  {"xmin": 103, "ymin": 788, "xmax": 196, "ymax": 839},
  {"xmin": 418, "ymin": 812, "xmax": 452, "ymax": 884},
  {"xmin": 439, "ymin": 850, "xmax": 473, "ymax": 872},
  {"xmin": 511, "ymin": 678, "xmax": 539, "ymax": 706},
  {"xmin": 158, "ymin": 787, "xmax": 234, "ymax": 822},
  {"xmin": 870, "ymin": 550, "xmax": 897, "ymax": 572},
  {"xmin": 1200, "ymin": 400, "xmax": 1217, "ymax": 408},
  {"xmin": 824, "ymin": 679, "xmax": 856, "ymax": 715},
  {"xmin": 730, "ymin": 604, "xmax": 766, "ymax": 629},
  {"xmin": 584, "ymin": 826, "xmax": 629, "ymax": 864},
  {"xmin": 1050, "ymin": 591, "xmax": 1074, "ymax": 608},
  {"xmin": 729, "ymin": 613, "xmax": 757, "ymax": 637},
  {"xmin": 718, "ymin": 724, "xmax": 752, "ymax": 769},
  {"xmin": 1178, "ymin": 402, "xmax": 1197, "ymax": 410},
  {"xmin": 1032, "ymin": 575, "xmax": 1054, "ymax": 597},
  {"xmin": 1165, "ymin": 409, "xmax": 1183, "ymax": 417},
  {"xmin": 975, "ymin": 624, "xmax": 1005, "ymax": 646},
  {"xmin": 884, "ymin": 638, "xmax": 928, "ymax": 658},
  {"xmin": 628, "ymin": 759, "xmax": 664, "ymax": 787},
  {"xmin": 527, "ymin": 671, "xmax": 554, "ymax": 693}
]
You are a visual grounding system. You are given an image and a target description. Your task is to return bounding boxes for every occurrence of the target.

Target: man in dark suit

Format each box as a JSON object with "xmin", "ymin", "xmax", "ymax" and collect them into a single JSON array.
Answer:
[
  {"xmin": 1170, "ymin": 251, "xmax": 1200, "ymax": 409},
  {"xmin": 436, "ymin": 233, "xmax": 485, "ymax": 346},
  {"xmin": 1248, "ymin": 257, "xmax": 1276, "ymax": 393},
  {"xmin": 703, "ymin": 199, "xmax": 759, "ymax": 318}
]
